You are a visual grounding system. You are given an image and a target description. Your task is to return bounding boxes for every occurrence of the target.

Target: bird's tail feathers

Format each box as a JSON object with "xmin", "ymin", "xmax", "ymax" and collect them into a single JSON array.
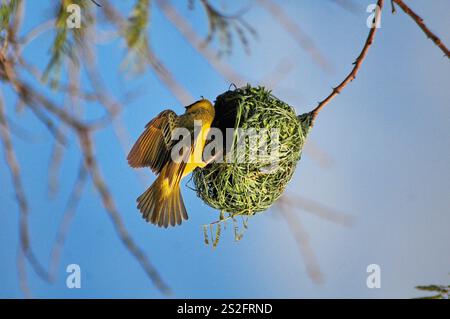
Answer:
[{"xmin": 137, "ymin": 176, "xmax": 188, "ymax": 228}]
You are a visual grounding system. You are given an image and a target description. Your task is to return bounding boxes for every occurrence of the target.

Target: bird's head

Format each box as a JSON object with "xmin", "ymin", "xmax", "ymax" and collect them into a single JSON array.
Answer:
[{"xmin": 184, "ymin": 98, "xmax": 214, "ymax": 113}]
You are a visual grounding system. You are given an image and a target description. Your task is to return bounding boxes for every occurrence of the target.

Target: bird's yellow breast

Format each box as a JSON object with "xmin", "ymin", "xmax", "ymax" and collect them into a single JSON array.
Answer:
[{"xmin": 182, "ymin": 122, "xmax": 211, "ymax": 178}]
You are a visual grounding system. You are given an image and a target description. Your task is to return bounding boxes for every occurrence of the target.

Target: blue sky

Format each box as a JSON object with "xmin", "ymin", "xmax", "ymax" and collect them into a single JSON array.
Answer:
[{"xmin": 0, "ymin": 0, "xmax": 449, "ymax": 298}]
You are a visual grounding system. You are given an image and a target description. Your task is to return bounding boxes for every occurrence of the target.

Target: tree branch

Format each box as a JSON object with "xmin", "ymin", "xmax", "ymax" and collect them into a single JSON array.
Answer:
[
  {"xmin": 78, "ymin": 130, "xmax": 171, "ymax": 295},
  {"xmin": 155, "ymin": 0, "xmax": 246, "ymax": 86},
  {"xmin": 0, "ymin": 92, "xmax": 51, "ymax": 286},
  {"xmin": 392, "ymin": 0, "xmax": 450, "ymax": 58},
  {"xmin": 277, "ymin": 199, "xmax": 324, "ymax": 284},
  {"xmin": 310, "ymin": 0, "xmax": 384, "ymax": 123},
  {"xmin": 257, "ymin": 0, "xmax": 333, "ymax": 73},
  {"xmin": 49, "ymin": 164, "xmax": 87, "ymax": 279}
]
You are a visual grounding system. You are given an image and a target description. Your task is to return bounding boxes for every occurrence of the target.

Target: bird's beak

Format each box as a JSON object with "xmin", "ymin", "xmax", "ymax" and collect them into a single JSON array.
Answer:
[{"xmin": 185, "ymin": 100, "xmax": 199, "ymax": 109}]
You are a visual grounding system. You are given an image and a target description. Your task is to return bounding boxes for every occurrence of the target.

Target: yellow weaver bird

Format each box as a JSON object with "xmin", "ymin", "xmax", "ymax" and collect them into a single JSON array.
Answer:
[{"xmin": 127, "ymin": 99, "xmax": 215, "ymax": 228}]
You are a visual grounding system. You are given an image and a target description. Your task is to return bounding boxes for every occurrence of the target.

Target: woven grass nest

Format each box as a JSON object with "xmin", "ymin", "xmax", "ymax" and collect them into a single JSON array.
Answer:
[{"xmin": 192, "ymin": 85, "xmax": 312, "ymax": 221}]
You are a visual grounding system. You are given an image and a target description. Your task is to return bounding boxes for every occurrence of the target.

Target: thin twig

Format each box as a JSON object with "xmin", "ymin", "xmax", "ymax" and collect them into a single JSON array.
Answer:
[
  {"xmin": 17, "ymin": 248, "xmax": 31, "ymax": 298},
  {"xmin": 155, "ymin": 0, "xmax": 246, "ymax": 86},
  {"xmin": 1, "ymin": 42, "xmax": 108, "ymax": 131},
  {"xmin": 49, "ymin": 164, "xmax": 88, "ymax": 280},
  {"xmin": 48, "ymin": 57, "xmax": 81, "ymax": 198},
  {"xmin": 282, "ymin": 194, "xmax": 354, "ymax": 227},
  {"xmin": 258, "ymin": 58, "xmax": 296, "ymax": 89},
  {"xmin": 392, "ymin": 0, "xmax": 450, "ymax": 58},
  {"xmin": 257, "ymin": 0, "xmax": 333, "ymax": 73},
  {"xmin": 16, "ymin": 19, "xmax": 55, "ymax": 57},
  {"xmin": 4, "ymin": 114, "xmax": 43, "ymax": 143},
  {"xmin": 390, "ymin": 0, "xmax": 396, "ymax": 14},
  {"xmin": 329, "ymin": 0, "xmax": 359, "ymax": 14},
  {"xmin": 78, "ymin": 130, "xmax": 171, "ymax": 294},
  {"xmin": 0, "ymin": 53, "xmax": 88, "ymax": 130},
  {"xmin": 0, "ymin": 92, "xmax": 51, "ymax": 286},
  {"xmin": 310, "ymin": 0, "xmax": 384, "ymax": 123},
  {"xmin": 102, "ymin": 1, "xmax": 193, "ymax": 104},
  {"xmin": 145, "ymin": 47, "xmax": 194, "ymax": 104},
  {"xmin": 276, "ymin": 192, "xmax": 354, "ymax": 284},
  {"xmin": 1, "ymin": 98, "xmax": 33, "ymax": 297},
  {"xmin": 80, "ymin": 42, "xmax": 149, "ymax": 186},
  {"xmin": 18, "ymin": 57, "xmax": 98, "ymax": 102},
  {"xmin": 303, "ymin": 140, "xmax": 334, "ymax": 169},
  {"xmin": 278, "ymin": 200, "xmax": 323, "ymax": 284},
  {"xmin": 91, "ymin": 0, "xmax": 102, "ymax": 7},
  {"xmin": 27, "ymin": 103, "xmax": 67, "ymax": 145}
]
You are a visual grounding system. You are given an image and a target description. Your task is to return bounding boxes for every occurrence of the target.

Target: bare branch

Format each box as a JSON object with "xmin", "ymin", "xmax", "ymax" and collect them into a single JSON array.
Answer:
[
  {"xmin": 392, "ymin": 0, "xmax": 450, "ymax": 58},
  {"xmin": 3, "ymin": 14, "xmax": 170, "ymax": 293},
  {"xmin": 0, "ymin": 54, "xmax": 87, "ymax": 130},
  {"xmin": 144, "ymin": 47, "xmax": 194, "ymax": 104},
  {"xmin": 49, "ymin": 164, "xmax": 88, "ymax": 280},
  {"xmin": 82, "ymin": 51, "xmax": 150, "ymax": 187},
  {"xmin": 102, "ymin": 1, "xmax": 193, "ymax": 104},
  {"xmin": 199, "ymin": 0, "xmax": 256, "ymax": 56},
  {"xmin": 16, "ymin": 19, "xmax": 55, "ymax": 57},
  {"xmin": 277, "ymin": 200, "xmax": 324, "ymax": 284},
  {"xmin": 303, "ymin": 140, "xmax": 334, "ymax": 169},
  {"xmin": 48, "ymin": 142, "xmax": 65, "ymax": 198},
  {"xmin": 0, "ymin": 92, "xmax": 51, "ymax": 285},
  {"xmin": 155, "ymin": 0, "xmax": 246, "ymax": 86},
  {"xmin": 0, "ymin": 52, "xmax": 108, "ymax": 131},
  {"xmin": 275, "ymin": 193, "xmax": 354, "ymax": 284},
  {"xmin": 258, "ymin": 58, "xmax": 296, "ymax": 89},
  {"xmin": 282, "ymin": 194, "xmax": 354, "ymax": 227},
  {"xmin": 329, "ymin": 0, "xmax": 359, "ymax": 14},
  {"xmin": 16, "ymin": 248, "xmax": 31, "ymax": 298},
  {"xmin": 3, "ymin": 113, "xmax": 43, "ymax": 143},
  {"xmin": 310, "ymin": 0, "xmax": 384, "ymax": 123},
  {"xmin": 78, "ymin": 130, "xmax": 171, "ymax": 294},
  {"xmin": 27, "ymin": 103, "xmax": 67, "ymax": 145},
  {"xmin": 257, "ymin": 0, "xmax": 333, "ymax": 73},
  {"xmin": 48, "ymin": 57, "xmax": 82, "ymax": 198}
]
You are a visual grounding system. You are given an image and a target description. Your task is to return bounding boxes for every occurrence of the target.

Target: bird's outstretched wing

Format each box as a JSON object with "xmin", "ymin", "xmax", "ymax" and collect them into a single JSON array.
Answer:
[{"xmin": 127, "ymin": 110, "xmax": 178, "ymax": 173}]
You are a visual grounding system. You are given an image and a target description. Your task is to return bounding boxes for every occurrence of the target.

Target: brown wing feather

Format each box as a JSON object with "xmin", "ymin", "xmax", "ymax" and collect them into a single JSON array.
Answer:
[{"xmin": 127, "ymin": 110, "xmax": 177, "ymax": 173}]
